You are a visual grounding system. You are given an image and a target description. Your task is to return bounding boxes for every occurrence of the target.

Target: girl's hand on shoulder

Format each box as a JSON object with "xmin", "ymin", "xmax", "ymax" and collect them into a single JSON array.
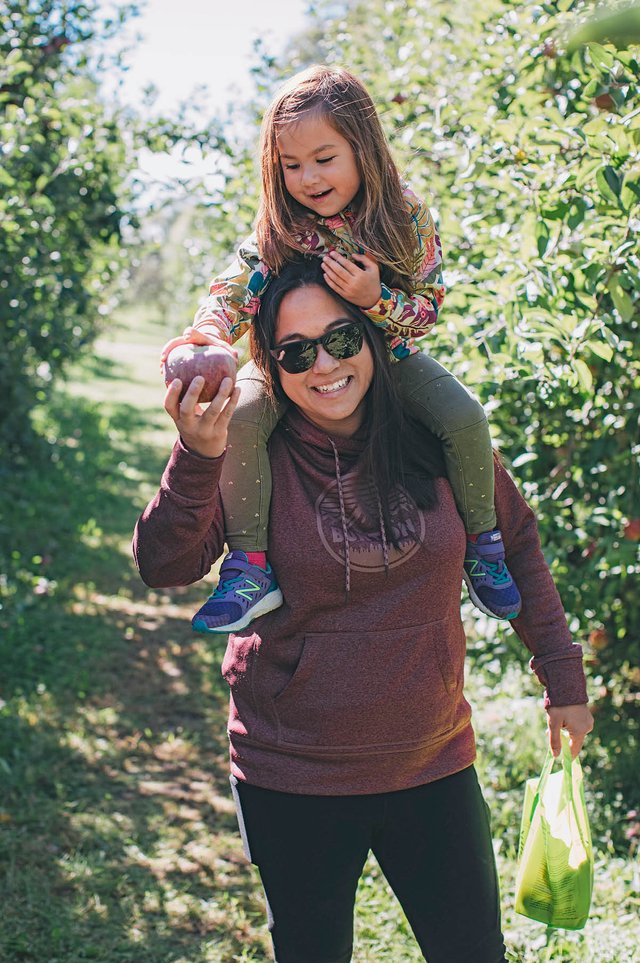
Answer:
[
  {"xmin": 160, "ymin": 334, "xmax": 192, "ymax": 366},
  {"xmin": 160, "ymin": 327, "xmax": 237, "ymax": 366},
  {"xmin": 546, "ymin": 703, "xmax": 594, "ymax": 759},
  {"xmin": 322, "ymin": 251, "xmax": 381, "ymax": 309},
  {"xmin": 181, "ymin": 326, "xmax": 238, "ymax": 360},
  {"xmin": 164, "ymin": 376, "xmax": 240, "ymax": 460}
]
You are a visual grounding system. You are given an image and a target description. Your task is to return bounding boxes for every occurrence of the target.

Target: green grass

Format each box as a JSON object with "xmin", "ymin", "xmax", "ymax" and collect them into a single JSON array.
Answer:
[{"xmin": 1, "ymin": 309, "xmax": 638, "ymax": 961}]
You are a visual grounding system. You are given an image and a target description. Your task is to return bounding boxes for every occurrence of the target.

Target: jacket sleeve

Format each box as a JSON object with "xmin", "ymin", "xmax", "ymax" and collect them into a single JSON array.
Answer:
[
  {"xmin": 192, "ymin": 234, "xmax": 273, "ymax": 345},
  {"xmin": 363, "ymin": 185, "xmax": 445, "ymax": 339},
  {"xmin": 132, "ymin": 439, "xmax": 227, "ymax": 588},
  {"xmin": 493, "ymin": 459, "xmax": 589, "ymax": 708}
]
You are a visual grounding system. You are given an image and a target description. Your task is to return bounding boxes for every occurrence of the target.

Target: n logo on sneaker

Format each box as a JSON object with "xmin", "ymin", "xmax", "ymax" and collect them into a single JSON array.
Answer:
[
  {"xmin": 465, "ymin": 559, "xmax": 484, "ymax": 578},
  {"xmin": 236, "ymin": 578, "xmax": 262, "ymax": 601}
]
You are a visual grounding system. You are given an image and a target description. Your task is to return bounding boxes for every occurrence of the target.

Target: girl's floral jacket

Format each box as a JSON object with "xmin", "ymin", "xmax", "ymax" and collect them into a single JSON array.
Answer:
[{"xmin": 193, "ymin": 184, "xmax": 445, "ymax": 361}]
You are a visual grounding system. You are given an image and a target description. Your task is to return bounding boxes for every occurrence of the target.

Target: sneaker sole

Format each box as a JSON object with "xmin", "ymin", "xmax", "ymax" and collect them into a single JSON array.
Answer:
[
  {"xmin": 191, "ymin": 588, "xmax": 284, "ymax": 634},
  {"xmin": 462, "ymin": 573, "xmax": 520, "ymax": 621}
]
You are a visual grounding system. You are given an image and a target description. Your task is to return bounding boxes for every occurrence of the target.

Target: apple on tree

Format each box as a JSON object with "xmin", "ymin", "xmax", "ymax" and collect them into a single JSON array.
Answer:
[
  {"xmin": 623, "ymin": 519, "xmax": 640, "ymax": 541},
  {"xmin": 163, "ymin": 344, "xmax": 237, "ymax": 403}
]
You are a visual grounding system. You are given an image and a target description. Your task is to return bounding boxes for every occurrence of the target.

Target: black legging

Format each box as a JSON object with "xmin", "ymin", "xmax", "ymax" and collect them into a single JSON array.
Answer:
[{"xmin": 233, "ymin": 766, "xmax": 507, "ymax": 963}]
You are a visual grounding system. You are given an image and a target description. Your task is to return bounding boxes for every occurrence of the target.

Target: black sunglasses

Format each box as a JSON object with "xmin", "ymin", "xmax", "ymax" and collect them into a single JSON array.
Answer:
[{"xmin": 269, "ymin": 321, "xmax": 364, "ymax": 374}]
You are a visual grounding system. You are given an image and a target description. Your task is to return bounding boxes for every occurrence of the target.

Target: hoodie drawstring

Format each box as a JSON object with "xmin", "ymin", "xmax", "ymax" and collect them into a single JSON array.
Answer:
[
  {"xmin": 375, "ymin": 488, "xmax": 390, "ymax": 577},
  {"xmin": 329, "ymin": 438, "xmax": 351, "ymax": 599},
  {"xmin": 329, "ymin": 437, "xmax": 390, "ymax": 600}
]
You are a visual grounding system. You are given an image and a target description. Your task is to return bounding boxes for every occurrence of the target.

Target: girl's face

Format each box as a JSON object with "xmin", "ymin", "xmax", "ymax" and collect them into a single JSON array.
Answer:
[
  {"xmin": 274, "ymin": 284, "xmax": 374, "ymax": 437},
  {"xmin": 277, "ymin": 114, "xmax": 361, "ymax": 217}
]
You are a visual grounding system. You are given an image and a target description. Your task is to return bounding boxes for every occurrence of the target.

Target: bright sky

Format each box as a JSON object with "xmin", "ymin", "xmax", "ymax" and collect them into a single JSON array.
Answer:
[
  {"xmin": 105, "ymin": 0, "xmax": 311, "ymax": 116},
  {"xmin": 98, "ymin": 0, "xmax": 311, "ymax": 190}
]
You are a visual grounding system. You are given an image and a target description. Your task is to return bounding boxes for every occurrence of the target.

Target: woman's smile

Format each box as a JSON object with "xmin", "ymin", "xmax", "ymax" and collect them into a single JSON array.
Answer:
[{"xmin": 312, "ymin": 375, "xmax": 351, "ymax": 394}]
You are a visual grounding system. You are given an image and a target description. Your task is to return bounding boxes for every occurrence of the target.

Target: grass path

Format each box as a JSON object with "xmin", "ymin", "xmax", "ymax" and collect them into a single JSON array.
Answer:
[{"xmin": 0, "ymin": 313, "xmax": 638, "ymax": 961}]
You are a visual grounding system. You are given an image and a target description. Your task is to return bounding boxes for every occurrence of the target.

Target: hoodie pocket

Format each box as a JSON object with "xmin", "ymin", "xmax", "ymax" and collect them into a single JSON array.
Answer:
[{"xmin": 272, "ymin": 619, "xmax": 460, "ymax": 754}]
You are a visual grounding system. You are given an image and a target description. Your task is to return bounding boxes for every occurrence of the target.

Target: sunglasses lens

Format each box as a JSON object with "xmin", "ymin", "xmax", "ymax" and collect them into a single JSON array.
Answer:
[
  {"xmin": 273, "ymin": 322, "xmax": 364, "ymax": 373},
  {"xmin": 279, "ymin": 342, "xmax": 317, "ymax": 374},
  {"xmin": 326, "ymin": 325, "xmax": 363, "ymax": 360}
]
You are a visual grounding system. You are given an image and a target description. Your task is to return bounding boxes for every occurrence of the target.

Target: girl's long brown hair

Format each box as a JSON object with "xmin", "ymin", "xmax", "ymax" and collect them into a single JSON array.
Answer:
[{"xmin": 256, "ymin": 65, "xmax": 418, "ymax": 292}]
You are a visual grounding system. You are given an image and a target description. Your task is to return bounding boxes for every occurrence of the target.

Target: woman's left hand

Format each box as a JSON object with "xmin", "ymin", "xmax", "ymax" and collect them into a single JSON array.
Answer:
[
  {"xmin": 322, "ymin": 251, "xmax": 381, "ymax": 308},
  {"xmin": 546, "ymin": 703, "xmax": 594, "ymax": 759}
]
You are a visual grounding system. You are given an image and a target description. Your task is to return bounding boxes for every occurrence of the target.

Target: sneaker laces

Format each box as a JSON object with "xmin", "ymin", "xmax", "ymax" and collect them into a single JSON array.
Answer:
[
  {"xmin": 483, "ymin": 560, "xmax": 512, "ymax": 585},
  {"xmin": 210, "ymin": 571, "xmax": 249, "ymax": 597}
]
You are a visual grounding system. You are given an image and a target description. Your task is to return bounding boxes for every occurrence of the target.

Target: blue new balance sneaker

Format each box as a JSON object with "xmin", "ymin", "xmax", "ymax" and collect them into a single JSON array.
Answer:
[
  {"xmin": 192, "ymin": 551, "xmax": 283, "ymax": 633},
  {"xmin": 463, "ymin": 529, "xmax": 522, "ymax": 620}
]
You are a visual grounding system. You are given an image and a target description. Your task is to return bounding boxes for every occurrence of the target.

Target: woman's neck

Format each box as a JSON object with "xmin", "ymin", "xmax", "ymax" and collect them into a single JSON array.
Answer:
[
  {"xmin": 306, "ymin": 408, "xmax": 364, "ymax": 439},
  {"xmin": 294, "ymin": 405, "xmax": 365, "ymax": 440}
]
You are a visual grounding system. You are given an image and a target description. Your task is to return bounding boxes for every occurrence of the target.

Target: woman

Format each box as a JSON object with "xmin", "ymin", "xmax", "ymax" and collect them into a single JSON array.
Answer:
[{"xmin": 133, "ymin": 258, "xmax": 593, "ymax": 963}]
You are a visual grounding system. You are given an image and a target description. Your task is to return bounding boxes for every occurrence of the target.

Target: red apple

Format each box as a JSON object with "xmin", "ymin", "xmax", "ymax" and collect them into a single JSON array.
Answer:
[
  {"xmin": 588, "ymin": 628, "xmax": 610, "ymax": 651},
  {"xmin": 164, "ymin": 344, "xmax": 237, "ymax": 403},
  {"xmin": 594, "ymin": 93, "xmax": 616, "ymax": 112},
  {"xmin": 623, "ymin": 519, "xmax": 640, "ymax": 541}
]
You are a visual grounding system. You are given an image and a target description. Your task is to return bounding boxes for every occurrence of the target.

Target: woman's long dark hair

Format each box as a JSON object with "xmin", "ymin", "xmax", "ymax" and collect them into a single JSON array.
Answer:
[{"xmin": 250, "ymin": 258, "xmax": 445, "ymax": 545}]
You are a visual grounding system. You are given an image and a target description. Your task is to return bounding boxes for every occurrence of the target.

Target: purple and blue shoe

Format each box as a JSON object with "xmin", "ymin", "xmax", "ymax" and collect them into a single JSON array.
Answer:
[
  {"xmin": 192, "ymin": 551, "xmax": 283, "ymax": 634},
  {"xmin": 463, "ymin": 529, "xmax": 522, "ymax": 620}
]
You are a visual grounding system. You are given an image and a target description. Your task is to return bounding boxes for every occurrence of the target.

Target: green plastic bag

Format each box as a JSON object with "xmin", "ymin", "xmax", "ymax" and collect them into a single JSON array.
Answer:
[{"xmin": 515, "ymin": 732, "xmax": 593, "ymax": 930}]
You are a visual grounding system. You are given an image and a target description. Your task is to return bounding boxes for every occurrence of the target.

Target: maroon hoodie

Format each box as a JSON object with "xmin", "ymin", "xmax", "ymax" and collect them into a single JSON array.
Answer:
[{"xmin": 133, "ymin": 408, "xmax": 588, "ymax": 796}]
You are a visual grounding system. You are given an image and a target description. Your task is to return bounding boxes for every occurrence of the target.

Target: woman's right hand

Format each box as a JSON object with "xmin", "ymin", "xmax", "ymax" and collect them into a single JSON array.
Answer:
[
  {"xmin": 546, "ymin": 703, "xmax": 594, "ymax": 759},
  {"xmin": 164, "ymin": 374, "xmax": 240, "ymax": 459}
]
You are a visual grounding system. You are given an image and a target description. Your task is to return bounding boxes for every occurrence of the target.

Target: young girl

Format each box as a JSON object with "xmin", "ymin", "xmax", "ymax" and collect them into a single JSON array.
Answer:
[{"xmin": 161, "ymin": 64, "xmax": 522, "ymax": 632}]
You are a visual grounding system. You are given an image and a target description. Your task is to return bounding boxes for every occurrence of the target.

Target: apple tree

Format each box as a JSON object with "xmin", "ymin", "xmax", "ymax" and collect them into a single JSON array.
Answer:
[{"xmin": 0, "ymin": 1, "xmax": 139, "ymax": 444}]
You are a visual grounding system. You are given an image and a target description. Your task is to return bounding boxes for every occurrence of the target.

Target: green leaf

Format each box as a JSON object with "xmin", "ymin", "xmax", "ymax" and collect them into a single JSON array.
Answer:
[
  {"xmin": 601, "ymin": 325, "xmax": 621, "ymax": 347},
  {"xmin": 567, "ymin": 201, "xmax": 587, "ymax": 229},
  {"xmin": 573, "ymin": 359, "xmax": 593, "ymax": 391},
  {"xmin": 607, "ymin": 125, "xmax": 632, "ymax": 157},
  {"xmin": 586, "ymin": 43, "xmax": 616, "ymax": 72},
  {"xmin": 3, "ymin": 54, "xmax": 32, "ymax": 77},
  {"xmin": 536, "ymin": 220, "xmax": 551, "ymax": 257},
  {"xmin": 588, "ymin": 339, "xmax": 614, "ymax": 362},
  {"xmin": 574, "ymin": 157, "xmax": 603, "ymax": 188},
  {"xmin": 596, "ymin": 165, "xmax": 621, "ymax": 203},
  {"xmin": 541, "ymin": 201, "xmax": 568, "ymax": 221},
  {"xmin": 582, "ymin": 116, "xmax": 610, "ymax": 135},
  {"xmin": 583, "ymin": 78, "xmax": 599, "ymax": 98},
  {"xmin": 620, "ymin": 168, "xmax": 640, "ymax": 210},
  {"xmin": 621, "ymin": 183, "xmax": 640, "ymax": 210},
  {"xmin": 609, "ymin": 276, "xmax": 635, "ymax": 320}
]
